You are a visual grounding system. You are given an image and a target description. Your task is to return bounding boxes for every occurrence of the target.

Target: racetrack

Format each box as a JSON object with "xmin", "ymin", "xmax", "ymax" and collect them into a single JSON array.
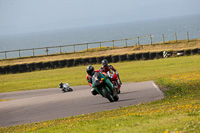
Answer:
[{"xmin": 0, "ymin": 81, "xmax": 164, "ymax": 127}]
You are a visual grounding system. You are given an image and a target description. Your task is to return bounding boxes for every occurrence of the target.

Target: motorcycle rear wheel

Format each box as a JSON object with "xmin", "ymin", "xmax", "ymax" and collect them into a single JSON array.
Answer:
[{"xmin": 113, "ymin": 94, "xmax": 119, "ymax": 101}]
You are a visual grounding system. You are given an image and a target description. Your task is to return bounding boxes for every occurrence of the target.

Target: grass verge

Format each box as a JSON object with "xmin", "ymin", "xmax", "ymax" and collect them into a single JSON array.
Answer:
[
  {"xmin": 0, "ymin": 71, "xmax": 199, "ymax": 132},
  {"xmin": 0, "ymin": 55, "xmax": 200, "ymax": 93}
]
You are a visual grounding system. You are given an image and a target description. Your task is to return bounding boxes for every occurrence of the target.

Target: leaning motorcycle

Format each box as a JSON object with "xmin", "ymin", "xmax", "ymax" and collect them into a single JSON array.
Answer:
[
  {"xmin": 106, "ymin": 71, "xmax": 121, "ymax": 94},
  {"xmin": 59, "ymin": 82, "xmax": 73, "ymax": 93},
  {"xmin": 92, "ymin": 72, "xmax": 119, "ymax": 102}
]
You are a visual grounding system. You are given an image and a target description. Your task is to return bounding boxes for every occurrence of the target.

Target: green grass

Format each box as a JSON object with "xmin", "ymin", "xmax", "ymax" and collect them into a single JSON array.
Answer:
[
  {"xmin": 0, "ymin": 55, "xmax": 200, "ymax": 93},
  {"xmin": 1, "ymin": 71, "xmax": 200, "ymax": 132}
]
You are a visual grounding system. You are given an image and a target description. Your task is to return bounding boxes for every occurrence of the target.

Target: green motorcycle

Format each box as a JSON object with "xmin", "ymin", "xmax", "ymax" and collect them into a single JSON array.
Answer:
[{"xmin": 92, "ymin": 72, "xmax": 119, "ymax": 102}]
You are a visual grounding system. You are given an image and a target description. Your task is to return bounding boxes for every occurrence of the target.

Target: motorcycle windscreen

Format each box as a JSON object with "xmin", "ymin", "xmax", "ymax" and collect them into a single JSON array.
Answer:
[{"xmin": 92, "ymin": 72, "xmax": 104, "ymax": 86}]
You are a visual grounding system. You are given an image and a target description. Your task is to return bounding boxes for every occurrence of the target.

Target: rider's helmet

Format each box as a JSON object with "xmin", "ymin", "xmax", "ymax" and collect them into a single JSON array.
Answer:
[
  {"xmin": 102, "ymin": 59, "xmax": 108, "ymax": 67},
  {"xmin": 86, "ymin": 65, "xmax": 95, "ymax": 76}
]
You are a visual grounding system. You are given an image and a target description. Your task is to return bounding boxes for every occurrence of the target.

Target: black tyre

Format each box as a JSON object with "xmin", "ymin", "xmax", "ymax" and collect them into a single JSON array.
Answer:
[
  {"xmin": 113, "ymin": 94, "xmax": 119, "ymax": 101},
  {"xmin": 68, "ymin": 88, "xmax": 73, "ymax": 92},
  {"xmin": 102, "ymin": 88, "xmax": 114, "ymax": 102},
  {"xmin": 117, "ymin": 90, "xmax": 121, "ymax": 94}
]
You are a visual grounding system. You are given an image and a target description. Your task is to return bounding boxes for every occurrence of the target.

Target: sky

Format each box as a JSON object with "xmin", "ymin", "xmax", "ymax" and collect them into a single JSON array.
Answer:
[{"xmin": 0, "ymin": 0, "xmax": 200, "ymax": 36}]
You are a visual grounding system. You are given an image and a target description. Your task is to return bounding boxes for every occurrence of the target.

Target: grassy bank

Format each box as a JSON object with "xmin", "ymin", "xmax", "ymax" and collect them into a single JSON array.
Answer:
[
  {"xmin": 0, "ymin": 55, "xmax": 199, "ymax": 93},
  {"xmin": 0, "ymin": 39, "xmax": 199, "ymax": 66},
  {"xmin": 1, "ymin": 71, "xmax": 199, "ymax": 132}
]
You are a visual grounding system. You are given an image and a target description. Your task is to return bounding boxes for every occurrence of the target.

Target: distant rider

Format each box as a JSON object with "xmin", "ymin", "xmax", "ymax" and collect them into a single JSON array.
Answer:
[
  {"xmin": 86, "ymin": 65, "xmax": 99, "ymax": 95},
  {"xmin": 99, "ymin": 59, "xmax": 122, "ymax": 85}
]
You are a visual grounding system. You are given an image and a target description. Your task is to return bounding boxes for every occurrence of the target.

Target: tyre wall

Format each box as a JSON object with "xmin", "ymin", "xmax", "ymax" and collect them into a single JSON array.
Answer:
[
  {"xmin": 156, "ymin": 51, "xmax": 163, "ymax": 59},
  {"xmin": 184, "ymin": 49, "xmax": 191, "ymax": 56},
  {"xmin": 43, "ymin": 62, "xmax": 51, "ymax": 70},
  {"xmin": 82, "ymin": 58, "xmax": 90, "ymax": 65},
  {"xmin": 118, "ymin": 54, "xmax": 127, "ymax": 62},
  {"xmin": 58, "ymin": 60, "xmax": 67, "ymax": 68},
  {"xmin": 0, "ymin": 48, "xmax": 199, "ymax": 75},
  {"xmin": 111, "ymin": 55, "xmax": 119, "ymax": 63},
  {"xmin": 142, "ymin": 52, "xmax": 150, "ymax": 60},
  {"xmin": 10, "ymin": 65, "xmax": 19, "ymax": 74},
  {"xmin": 191, "ymin": 48, "xmax": 199, "ymax": 55},
  {"xmin": 18, "ymin": 64, "xmax": 27, "ymax": 72},
  {"xmin": 35, "ymin": 62, "xmax": 44, "ymax": 70},
  {"xmin": 104, "ymin": 55, "xmax": 112, "ymax": 63},
  {"xmin": 126, "ymin": 53, "xmax": 135, "ymax": 61},
  {"xmin": 134, "ymin": 53, "xmax": 142, "ymax": 60},
  {"xmin": 66, "ymin": 59, "xmax": 74, "ymax": 67},
  {"xmin": 26, "ymin": 63, "xmax": 35, "ymax": 72},
  {"xmin": 96, "ymin": 56, "xmax": 104, "ymax": 64},
  {"xmin": 89, "ymin": 57, "xmax": 97, "ymax": 64},
  {"xmin": 74, "ymin": 58, "xmax": 82, "ymax": 66}
]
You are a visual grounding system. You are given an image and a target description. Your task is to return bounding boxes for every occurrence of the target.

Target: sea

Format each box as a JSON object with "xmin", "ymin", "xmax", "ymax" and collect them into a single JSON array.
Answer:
[{"xmin": 0, "ymin": 14, "xmax": 200, "ymax": 59}]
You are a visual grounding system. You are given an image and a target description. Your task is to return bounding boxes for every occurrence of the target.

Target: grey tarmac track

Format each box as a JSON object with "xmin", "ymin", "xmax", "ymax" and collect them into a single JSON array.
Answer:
[{"xmin": 0, "ymin": 81, "xmax": 164, "ymax": 127}]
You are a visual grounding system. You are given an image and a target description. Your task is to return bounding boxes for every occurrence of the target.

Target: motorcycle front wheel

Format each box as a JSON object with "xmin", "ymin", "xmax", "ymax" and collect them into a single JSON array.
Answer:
[{"xmin": 102, "ymin": 87, "xmax": 114, "ymax": 102}]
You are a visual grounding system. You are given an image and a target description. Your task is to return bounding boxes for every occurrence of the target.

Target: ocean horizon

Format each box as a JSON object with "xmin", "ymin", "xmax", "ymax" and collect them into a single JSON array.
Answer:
[{"xmin": 0, "ymin": 14, "xmax": 200, "ymax": 59}]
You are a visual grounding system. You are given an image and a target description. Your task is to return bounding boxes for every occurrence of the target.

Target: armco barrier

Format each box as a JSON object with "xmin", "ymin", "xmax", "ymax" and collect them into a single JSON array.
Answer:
[
  {"xmin": 118, "ymin": 54, "xmax": 127, "ymax": 61},
  {"xmin": 126, "ymin": 53, "xmax": 135, "ymax": 61},
  {"xmin": 111, "ymin": 55, "xmax": 119, "ymax": 63},
  {"xmin": 0, "ymin": 48, "xmax": 199, "ymax": 75}
]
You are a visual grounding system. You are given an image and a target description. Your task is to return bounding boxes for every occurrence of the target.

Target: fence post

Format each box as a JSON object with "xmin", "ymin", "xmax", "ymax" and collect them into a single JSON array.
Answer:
[
  {"xmin": 137, "ymin": 37, "xmax": 140, "ymax": 45},
  {"xmin": 60, "ymin": 46, "xmax": 62, "ymax": 54},
  {"xmin": 87, "ymin": 43, "xmax": 88, "ymax": 51},
  {"xmin": 112, "ymin": 40, "xmax": 114, "ymax": 48},
  {"xmin": 162, "ymin": 34, "xmax": 165, "ymax": 43},
  {"xmin": 46, "ymin": 48, "xmax": 49, "ymax": 55},
  {"xmin": 33, "ymin": 49, "xmax": 35, "ymax": 56},
  {"xmin": 125, "ymin": 39, "xmax": 127, "ymax": 47},
  {"xmin": 19, "ymin": 50, "xmax": 21, "ymax": 58},
  {"xmin": 73, "ymin": 45, "xmax": 75, "ymax": 53},
  {"xmin": 5, "ymin": 51, "xmax": 7, "ymax": 59},
  {"xmin": 187, "ymin": 31, "xmax": 189, "ymax": 42},
  {"xmin": 150, "ymin": 35, "xmax": 152, "ymax": 45},
  {"xmin": 175, "ymin": 32, "xmax": 177, "ymax": 43},
  {"xmin": 99, "ymin": 42, "xmax": 101, "ymax": 49}
]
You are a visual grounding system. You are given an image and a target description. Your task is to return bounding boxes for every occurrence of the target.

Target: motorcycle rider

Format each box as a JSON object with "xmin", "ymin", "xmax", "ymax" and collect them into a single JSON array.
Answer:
[
  {"xmin": 99, "ymin": 59, "xmax": 122, "ymax": 85},
  {"xmin": 86, "ymin": 65, "xmax": 99, "ymax": 95}
]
